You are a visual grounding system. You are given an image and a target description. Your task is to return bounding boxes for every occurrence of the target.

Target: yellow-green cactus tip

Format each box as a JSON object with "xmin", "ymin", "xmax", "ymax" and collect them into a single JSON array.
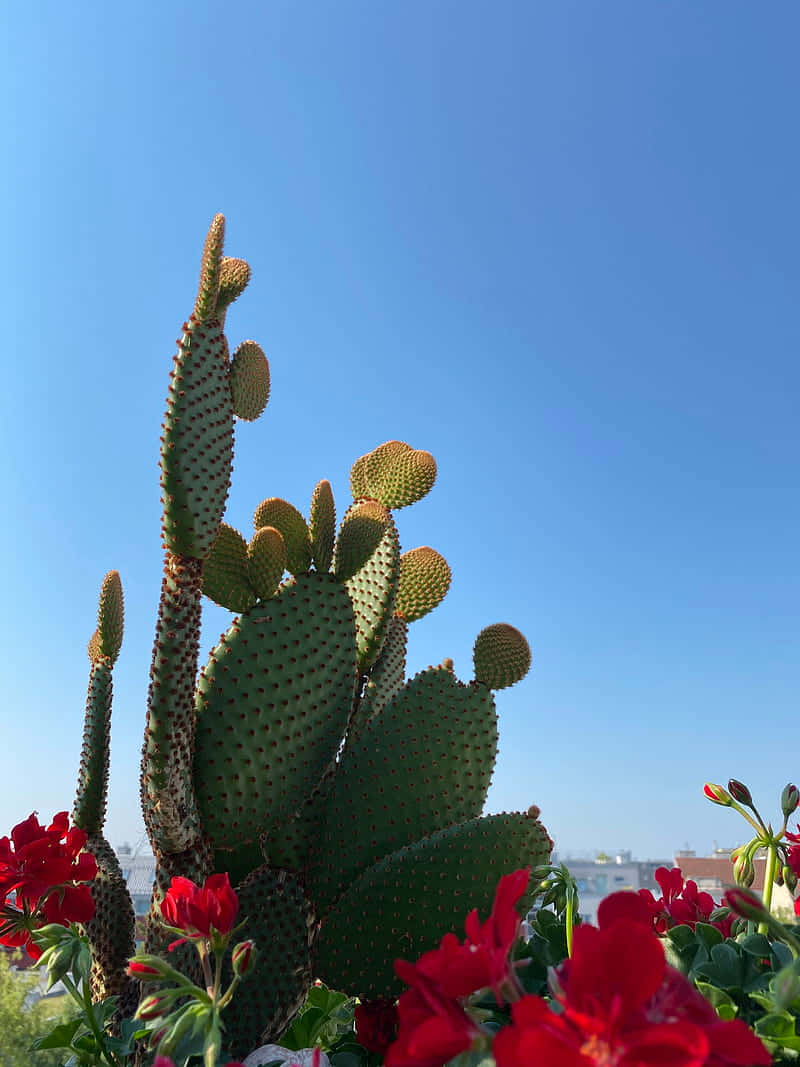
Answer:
[
  {"xmin": 310, "ymin": 479, "xmax": 336, "ymax": 572},
  {"xmin": 252, "ymin": 497, "xmax": 311, "ymax": 575},
  {"xmin": 248, "ymin": 526, "xmax": 287, "ymax": 600},
  {"xmin": 230, "ymin": 340, "xmax": 270, "ymax": 421},
  {"xmin": 364, "ymin": 440, "xmax": 437, "ymax": 509},
  {"xmin": 95, "ymin": 570, "xmax": 124, "ymax": 664},
  {"xmin": 217, "ymin": 256, "xmax": 252, "ymax": 313},
  {"xmin": 472, "ymin": 623, "xmax": 531, "ymax": 689},
  {"xmin": 333, "ymin": 500, "xmax": 390, "ymax": 582},
  {"xmin": 395, "ymin": 546, "xmax": 452, "ymax": 622},
  {"xmin": 194, "ymin": 214, "xmax": 226, "ymax": 322}
]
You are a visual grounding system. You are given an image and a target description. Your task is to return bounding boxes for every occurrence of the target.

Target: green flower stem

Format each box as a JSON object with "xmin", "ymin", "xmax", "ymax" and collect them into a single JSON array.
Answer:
[
  {"xmin": 759, "ymin": 841, "xmax": 779, "ymax": 934},
  {"xmin": 217, "ymin": 973, "xmax": 241, "ymax": 1012},
  {"xmin": 565, "ymin": 886, "xmax": 575, "ymax": 958},
  {"xmin": 730, "ymin": 800, "xmax": 766, "ymax": 837},
  {"xmin": 61, "ymin": 972, "xmax": 122, "ymax": 1067}
]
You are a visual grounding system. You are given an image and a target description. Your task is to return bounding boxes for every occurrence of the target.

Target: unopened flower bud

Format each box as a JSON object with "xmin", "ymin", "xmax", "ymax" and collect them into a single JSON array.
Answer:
[
  {"xmin": 136, "ymin": 994, "xmax": 170, "ymax": 1021},
  {"xmin": 231, "ymin": 938, "xmax": 257, "ymax": 977},
  {"xmin": 127, "ymin": 961, "xmax": 162, "ymax": 978},
  {"xmin": 733, "ymin": 852, "xmax": 756, "ymax": 888},
  {"xmin": 784, "ymin": 865, "xmax": 798, "ymax": 894},
  {"xmin": 723, "ymin": 887, "xmax": 769, "ymax": 923},
  {"xmin": 704, "ymin": 783, "xmax": 733, "ymax": 807},
  {"xmin": 782, "ymin": 784, "xmax": 800, "ymax": 819},
  {"xmin": 727, "ymin": 779, "xmax": 754, "ymax": 806}
]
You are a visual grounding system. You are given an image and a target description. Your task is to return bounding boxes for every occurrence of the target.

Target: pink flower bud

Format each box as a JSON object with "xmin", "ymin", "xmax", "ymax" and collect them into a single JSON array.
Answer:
[
  {"xmin": 704, "ymin": 783, "xmax": 733, "ymax": 807},
  {"xmin": 231, "ymin": 938, "xmax": 256, "ymax": 977},
  {"xmin": 136, "ymin": 993, "xmax": 170, "ymax": 1021},
  {"xmin": 728, "ymin": 779, "xmax": 754, "ymax": 806},
  {"xmin": 733, "ymin": 853, "xmax": 755, "ymax": 888},
  {"xmin": 724, "ymin": 887, "xmax": 768, "ymax": 923},
  {"xmin": 782, "ymin": 784, "xmax": 799, "ymax": 818},
  {"xmin": 128, "ymin": 961, "xmax": 162, "ymax": 977}
]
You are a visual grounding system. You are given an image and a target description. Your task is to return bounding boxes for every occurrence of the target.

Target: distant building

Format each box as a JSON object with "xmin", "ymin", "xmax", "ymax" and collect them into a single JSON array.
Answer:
[
  {"xmin": 116, "ymin": 842, "xmax": 156, "ymax": 917},
  {"xmin": 552, "ymin": 852, "xmax": 671, "ymax": 923}
]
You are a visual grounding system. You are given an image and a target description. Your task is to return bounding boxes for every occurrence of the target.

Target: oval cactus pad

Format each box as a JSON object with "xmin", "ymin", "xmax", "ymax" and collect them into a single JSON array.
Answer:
[{"xmin": 194, "ymin": 572, "xmax": 357, "ymax": 850}]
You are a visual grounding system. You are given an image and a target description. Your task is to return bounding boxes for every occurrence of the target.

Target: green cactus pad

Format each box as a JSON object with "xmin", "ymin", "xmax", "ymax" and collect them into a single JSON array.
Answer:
[
  {"xmin": 247, "ymin": 526, "xmax": 287, "ymax": 600},
  {"xmin": 160, "ymin": 319, "xmax": 234, "ymax": 559},
  {"xmin": 260, "ymin": 759, "xmax": 336, "ymax": 873},
  {"xmin": 73, "ymin": 660, "xmax": 113, "ymax": 835},
  {"xmin": 364, "ymin": 440, "xmax": 437, "ymax": 510},
  {"xmin": 203, "ymin": 523, "xmax": 258, "ymax": 613},
  {"xmin": 394, "ymin": 547, "xmax": 451, "ymax": 622},
  {"xmin": 230, "ymin": 340, "xmax": 270, "ymax": 421},
  {"xmin": 222, "ymin": 866, "xmax": 314, "ymax": 1056},
  {"xmin": 216, "ymin": 256, "xmax": 251, "ymax": 319},
  {"xmin": 343, "ymin": 506, "xmax": 400, "ymax": 671},
  {"xmin": 193, "ymin": 214, "xmax": 226, "ymax": 322},
  {"xmin": 252, "ymin": 498, "xmax": 311, "ymax": 575},
  {"xmin": 333, "ymin": 500, "xmax": 391, "ymax": 582},
  {"xmin": 311, "ymin": 666, "xmax": 498, "ymax": 911},
  {"xmin": 194, "ymin": 572, "xmax": 358, "ymax": 851},
  {"xmin": 81, "ymin": 834, "xmax": 137, "ymax": 1002},
  {"xmin": 473, "ymin": 623, "xmax": 532, "ymax": 689},
  {"xmin": 88, "ymin": 570, "xmax": 124, "ymax": 664},
  {"xmin": 349, "ymin": 451, "xmax": 371, "ymax": 499},
  {"xmin": 309, "ymin": 479, "xmax": 335, "ymax": 573},
  {"xmin": 313, "ymin": 810, "xmax": 553, "ymax": 997},
  {"xmin": 349, "ymin": 615, "xmax": 408, "ymax": 739}
]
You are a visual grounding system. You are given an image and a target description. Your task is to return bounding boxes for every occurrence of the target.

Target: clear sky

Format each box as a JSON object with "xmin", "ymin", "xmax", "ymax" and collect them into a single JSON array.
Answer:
[{"xmin": 2, "ymin": 2, "xmax": 798, "ymax": 866}]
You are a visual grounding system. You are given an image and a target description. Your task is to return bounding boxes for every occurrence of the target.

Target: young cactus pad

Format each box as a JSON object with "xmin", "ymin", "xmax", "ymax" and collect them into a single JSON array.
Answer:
[{"xmin": 69, "ymin": 216, "xmax": 548, "ymax": 1058}]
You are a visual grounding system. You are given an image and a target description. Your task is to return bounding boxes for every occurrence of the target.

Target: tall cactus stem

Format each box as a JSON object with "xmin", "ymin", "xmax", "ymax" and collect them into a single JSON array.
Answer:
[{"xmin": 141, "ymin": 554, "xmax": 206, "ymax": 855}]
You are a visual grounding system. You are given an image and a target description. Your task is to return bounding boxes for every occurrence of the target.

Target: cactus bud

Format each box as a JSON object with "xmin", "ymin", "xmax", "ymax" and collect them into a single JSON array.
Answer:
[
  {"xmin": 231, "ymin": 938, "xmax": 257, "ymax": 977},
  {"xmin": 784, "ymin": 865, "xmax": 798, "ymax": 894},
  {"xmin": 728, "ymin": 779, "xmax": 754, "ymax": 806},
  {"xmin": 704, "ymin": 783, "xmax": 733, "ymax": 807},
  {"xmin": 723, "ymin": 887, "xmax": 769, "ymax": 923},
  {"xmin": 782, "ymin": 784, "xmax": 800, "ymax": 819},
  {"xmin": 733, "ymin": 852, "xmax": 755, "ymax": 888}
]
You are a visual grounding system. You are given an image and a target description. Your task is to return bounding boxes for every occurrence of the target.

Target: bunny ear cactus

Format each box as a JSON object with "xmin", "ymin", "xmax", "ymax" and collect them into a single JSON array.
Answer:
[
  {"xmin": 68, "ymin": 217, "xmax": 550, "ymax": 1060},
  {"xmin": 72, "ymin": 572, "xmax": 137, "ymax": 1007}
]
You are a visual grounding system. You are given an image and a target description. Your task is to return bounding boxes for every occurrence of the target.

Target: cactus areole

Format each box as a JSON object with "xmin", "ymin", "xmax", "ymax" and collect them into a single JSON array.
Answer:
[{"xmin": 70, "ymin": 216, "xmax": 551, "ymax": 1058}]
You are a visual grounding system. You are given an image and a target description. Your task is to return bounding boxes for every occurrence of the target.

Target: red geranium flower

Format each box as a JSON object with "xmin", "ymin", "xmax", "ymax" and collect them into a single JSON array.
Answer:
[
  {"xmin": 0, "ymin": 812, "xmax": 97, "ymax": 959},
  {"xmin": 493, "ymin": 893, "xmax": 771, "ymax": 1067},
  {"xmin": 355, "ymin": 998, "xmax": 399, "ymax": 1053},
  {"xmin": 160, "ymin": 873, "xmax": 239, "ymax": 948},
  {"xmin": 638, "ymin": 868, "xmax": 734, "ymax": 938},
  {"xmin": 386, "ymin": 868, "xmax": 531, "ymax": 1066}
]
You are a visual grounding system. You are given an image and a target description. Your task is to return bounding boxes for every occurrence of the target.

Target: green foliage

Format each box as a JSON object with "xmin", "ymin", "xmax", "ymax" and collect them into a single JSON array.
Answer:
[{"xmin": 0, "ymin": 951, "xmax": 75, "ymax": 1067}]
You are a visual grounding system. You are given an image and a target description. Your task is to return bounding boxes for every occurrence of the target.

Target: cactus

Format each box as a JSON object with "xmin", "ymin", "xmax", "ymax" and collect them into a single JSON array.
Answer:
[{"xmin": 71, "ymin": 216, "xmax": 552, "ymax": 1059}]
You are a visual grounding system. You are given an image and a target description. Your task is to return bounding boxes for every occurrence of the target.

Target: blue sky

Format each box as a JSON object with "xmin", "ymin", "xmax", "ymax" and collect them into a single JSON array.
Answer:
[{"xmin": 2, "ymin": 2, "xmax": 798, "ymax": 866}]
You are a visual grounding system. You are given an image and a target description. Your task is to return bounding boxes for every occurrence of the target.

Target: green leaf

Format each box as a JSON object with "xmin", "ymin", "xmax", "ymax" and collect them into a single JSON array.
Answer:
[
  {"xmin": 754, "ymin": 1011, "xmax": 798, "ymax": 1039},
  {"xmin": 30, "ymin": 1018, "xmax": 84, "ymax": 1050},
  {"xmin": 740, "ymin": 933, "xmax": 773, "ymax": 956},
  {"xmin": 694, "ymin": 980, "xmax": 738, "ymax": 1016},
  {"xmin": 694, "ymin": 923, "xmax": 724, "ymax": 949},
  {"xmin": 666, "ymin": 924, "xmax": 697, "ymax": 950}
]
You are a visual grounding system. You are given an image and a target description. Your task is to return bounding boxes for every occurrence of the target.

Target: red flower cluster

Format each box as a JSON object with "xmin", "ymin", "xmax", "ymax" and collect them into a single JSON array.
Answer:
[
  {"xmin": 386, "ymin": 868, "xmax": 529, "ymax": 1067},
  {"xmin": 638, "ymin": 867, "xmax": 734, "ymax": 938},
  {"xmin": 160, "ymin": 872, "xmax": 239, "ymax": 949},
  {"xmin": 783, "ymin": 826, "xmax": 800, "ymax": 886},
  {"xmin": 355, "ymin": 998, "xmax": 399, "ymax": 1054},
  {"xmin": 0, "ymin": 812, "xmax": 96, "ymax": 959},
  {"xmin": 493, "ymin": 893, "xmax": 770, "ymax": 1067}
]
